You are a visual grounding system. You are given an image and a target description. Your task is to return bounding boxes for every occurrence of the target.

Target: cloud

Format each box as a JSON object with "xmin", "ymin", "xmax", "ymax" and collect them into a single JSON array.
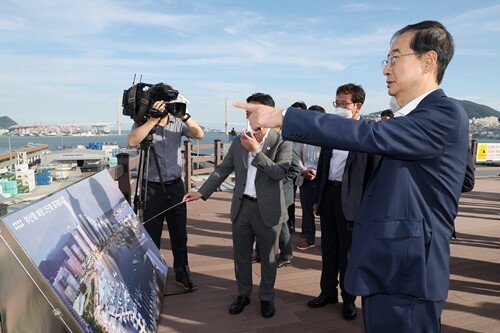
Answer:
[
  {"xmin": 446, "ymin": 4, "xmax": 500, "ymax": 36},
  {"xmin": 340, "ymin": 3, "xmax": 375, "ymax": 12},
  {"xmin": 0, "ymin": 17, "xmax": 24, "ymax": 30},
  {"xmin": 1, "ymin": 0, "xmax": 498, "ymax": 127}
]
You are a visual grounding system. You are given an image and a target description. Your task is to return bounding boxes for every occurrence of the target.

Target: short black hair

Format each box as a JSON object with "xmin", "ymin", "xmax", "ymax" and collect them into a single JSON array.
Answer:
[
  {"xmin": 380, "ymin": 109, "xmax": 394, "ymax": 119},
  {"xmin": 246, "ymin": 93, "xmax": 275, "ymax": 107},
  {"xmin": 392, "ymin": 20, "xmax": 454, "ymax": 84},
  {"xmin": 291, "ymin": 101, "xmax": 307, "ymax": 109},
  {"xmin": 336, "ymin": 83, "xmax": 365, "ymax": 104},
  {"xmin": 308, "ymin": 105, "xmax": 326, "ymax": 113}
]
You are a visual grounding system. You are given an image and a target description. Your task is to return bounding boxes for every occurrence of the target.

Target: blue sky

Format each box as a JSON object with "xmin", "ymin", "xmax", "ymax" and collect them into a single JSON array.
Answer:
[{"xmin": 1, "ymin": 0, "xmax": 499, "ymax": 131}]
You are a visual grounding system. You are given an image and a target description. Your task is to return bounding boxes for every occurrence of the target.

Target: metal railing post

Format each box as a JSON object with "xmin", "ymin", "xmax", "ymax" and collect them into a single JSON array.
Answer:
[
  {"xmin": 184, "ymin": 140, "xmax": 192, "ymax": 192},
  {"xmin": 471, "ymin": 139, "xmax": 477, "ymax": 163},
  {"xmin": 214, "ymin": 140, "xmax": 222, "ymax": 166},
  {"xmin": 116, "ymin": 153, "xmax": 131, "ymax": 203}
]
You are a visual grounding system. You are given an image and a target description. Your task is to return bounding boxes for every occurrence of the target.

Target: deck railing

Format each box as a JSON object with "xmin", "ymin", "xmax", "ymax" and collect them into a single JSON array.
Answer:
[
  {"xmin": 109, "ymin": 139, "xmax": 480, "ymax": 203},
  {"xmin": 108, "ymin": 139, "xmax": 230, "ymax": 203}
]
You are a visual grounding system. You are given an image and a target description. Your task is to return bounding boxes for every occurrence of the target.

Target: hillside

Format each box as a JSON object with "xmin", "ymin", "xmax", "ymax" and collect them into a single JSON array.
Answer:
[
  {"xmin": 459, "ymin": 100, "xmax": 500, "ymax": 119},
  {"xmin": 0, "ymin": 116, "xmax": 17, "ymax": 129}
]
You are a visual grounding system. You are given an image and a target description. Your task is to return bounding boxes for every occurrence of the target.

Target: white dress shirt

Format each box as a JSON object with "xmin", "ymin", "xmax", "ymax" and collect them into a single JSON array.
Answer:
[
  {"xmin": 394, "ymin": 89, "xmax": 436, "ymax": 117},
  {"xmin": 328, "ymin": 149, "xmax": 349, "ymax": 181}
]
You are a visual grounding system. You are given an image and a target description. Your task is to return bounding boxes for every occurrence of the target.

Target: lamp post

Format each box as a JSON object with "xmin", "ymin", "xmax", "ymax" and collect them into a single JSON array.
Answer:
[{"xmin": 8, "ymin": 130, "xmax": 13, "ymax": 171}]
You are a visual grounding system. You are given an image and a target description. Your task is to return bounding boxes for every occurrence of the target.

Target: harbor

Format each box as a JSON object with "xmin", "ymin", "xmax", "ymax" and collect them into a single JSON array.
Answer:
[
  {"xmin": 0, "ymin": 133, "xmax": 128, "ymax": 154},
  {"xmin": 0, "ymin": 132, "xmax": 230, "ymax": 202}
]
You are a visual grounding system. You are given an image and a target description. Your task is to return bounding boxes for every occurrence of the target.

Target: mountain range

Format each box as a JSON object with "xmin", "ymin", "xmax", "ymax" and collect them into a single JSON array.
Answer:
[
  {"xmin": 1, "ymin": 100, "xmax": 499, "ymax": 129},
  {"xmin": 456, "ymin": 100, "xmax": 500, "ymax": 119},
  {"xmin": 0, "ymin": 116, "xmax": 17, "ymax": 129}
]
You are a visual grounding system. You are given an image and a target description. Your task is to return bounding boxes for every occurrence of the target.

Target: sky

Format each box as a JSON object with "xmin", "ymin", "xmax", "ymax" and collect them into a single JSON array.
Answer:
[{"xmin": 1, "ymin": 0, "xmax": 499, "ymax": 131}]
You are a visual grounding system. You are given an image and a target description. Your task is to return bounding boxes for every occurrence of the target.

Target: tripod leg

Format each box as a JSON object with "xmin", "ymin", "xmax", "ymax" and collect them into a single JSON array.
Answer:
[{"xmin": 133, "ymin": 147, "xmax": 147, "ymax": 215}]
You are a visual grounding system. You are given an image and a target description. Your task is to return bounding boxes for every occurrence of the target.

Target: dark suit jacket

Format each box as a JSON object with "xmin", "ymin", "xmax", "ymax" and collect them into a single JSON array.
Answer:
[
  {"xmin": 198, "ymin": 129, "xmax": 292, "ymax": 227},
  {"xmin": 282, "ymin": 89, "xmax": 469, "ymax": 302},
  {"xmin": 462, "ymin": 147, "xmax": 475, "ymax": 193},
  {"xmin": 314, "ymin": 149, "xmax": 379, "ymax": 221},
  {"xmin": 283, "ymin": 149, "xmax": 300, "ymax": 207}
]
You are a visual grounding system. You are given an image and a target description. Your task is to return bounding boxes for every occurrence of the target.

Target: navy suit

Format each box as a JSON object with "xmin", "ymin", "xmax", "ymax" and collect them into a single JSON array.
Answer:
[{"xmin": 282, "ymin": 89, "xmax": 469, "ymax": 330}]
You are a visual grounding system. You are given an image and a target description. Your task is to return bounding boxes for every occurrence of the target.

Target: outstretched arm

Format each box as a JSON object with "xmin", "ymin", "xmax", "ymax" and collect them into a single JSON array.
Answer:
[{"xmin": 183, "ymin": 191, "xmax": 203, "ymax": 202}]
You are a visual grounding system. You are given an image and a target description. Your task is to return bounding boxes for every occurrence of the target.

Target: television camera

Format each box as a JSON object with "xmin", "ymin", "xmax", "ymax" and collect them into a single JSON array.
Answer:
[{"xmin": 122, "ymin": 82, "xmax": 187, "ymax": 124}]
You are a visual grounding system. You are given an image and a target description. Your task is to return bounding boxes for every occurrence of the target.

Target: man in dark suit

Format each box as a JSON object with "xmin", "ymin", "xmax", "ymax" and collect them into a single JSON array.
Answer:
[
  {"xmin": 308, "ymin": 84, "xmax": 379, "ymax": 321},
  {"xmin": 237, "ymin": 21, "xmax": 469, "ymax": 332},
  {"xmin": 184, "ymin": 93, "xmax": 292, "ymax": 319}
]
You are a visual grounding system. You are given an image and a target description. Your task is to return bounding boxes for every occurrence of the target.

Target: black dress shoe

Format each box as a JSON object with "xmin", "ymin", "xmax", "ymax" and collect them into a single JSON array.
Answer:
[
  {"xmin": 277, "ymin": 258, "xmax": 292, "ymax": 268},
  {"xmin": 252, "ymin": 254, "xmax": 261, "ymax": 263},
  {"xmin": 175, "ymin": 276, "xmax": 198, "ymax": 291},
  {"xmin": 307, "ymin": 294, "xmax": 339, "ymax": 308},
  {"xmin": 343, "ymin": 301, "xmax": 357, "ymax": 320},
  {"xmin": 229, "ymin": 295, "xmax": 250, "ymax": 315},
  {"xmin": 260, "ymin": 300, "xmax": 275, "ymax": 318}
]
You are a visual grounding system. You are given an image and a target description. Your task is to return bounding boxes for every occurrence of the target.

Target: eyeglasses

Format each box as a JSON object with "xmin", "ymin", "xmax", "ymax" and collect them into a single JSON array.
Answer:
[
  {"xmin": 332, "ymin": 102, "xmax": 354, "ymax": 108},
  {"xmin": 381, "ymin": 53, "xmax": 416, "ymax": 68}
]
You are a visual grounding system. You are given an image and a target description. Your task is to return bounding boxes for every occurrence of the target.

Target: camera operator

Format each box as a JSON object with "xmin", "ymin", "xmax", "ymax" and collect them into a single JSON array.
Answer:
[{"xmin": 127, "ymin": 98, "xmax": 204, "ymax": 291}]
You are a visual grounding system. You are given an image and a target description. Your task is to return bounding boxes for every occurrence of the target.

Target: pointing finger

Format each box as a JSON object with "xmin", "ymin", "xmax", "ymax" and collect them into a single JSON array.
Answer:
[
  {"xmin": 233, "ymin": 102, "xmax": 249, "ymax": 110},
  {"xmin": 234, "ymin": 102, "xmax": 260, "ymax": 112}
]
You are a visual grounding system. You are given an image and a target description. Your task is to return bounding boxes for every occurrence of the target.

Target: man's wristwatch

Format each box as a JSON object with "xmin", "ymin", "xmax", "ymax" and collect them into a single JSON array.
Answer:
[
  {"xmin": 251, "ymin": 150, "xmax": 258, "ymax": 157},
  {"xmin": 182, "ymin": 114, "xmax": 191, "ymax": 122}
]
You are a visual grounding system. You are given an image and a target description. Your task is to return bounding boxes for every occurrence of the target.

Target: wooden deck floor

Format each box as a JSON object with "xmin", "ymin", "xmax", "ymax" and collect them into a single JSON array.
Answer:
[{"xmin": 156, "ymin": 176, "xmax": 500, "ymax": 333}]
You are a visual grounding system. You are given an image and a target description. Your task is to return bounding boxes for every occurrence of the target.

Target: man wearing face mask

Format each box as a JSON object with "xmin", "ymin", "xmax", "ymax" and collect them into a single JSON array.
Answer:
[{"xmin": 307, "ymin": 83, "xmax": 380, "ymax": 321}]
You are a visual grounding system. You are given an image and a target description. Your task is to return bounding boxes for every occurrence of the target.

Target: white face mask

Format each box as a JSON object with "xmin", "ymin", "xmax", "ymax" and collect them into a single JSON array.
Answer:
[
  {"xmin": 334, "ymin": 107, "xmax": 353, "ymax": 119},
  {"xmin": 389, "ymin": 96, "xmax": 401, "ymax": 112},
  {"xmin": 246, "ymin": 120, "xmax": 260, "ymax": 134}
]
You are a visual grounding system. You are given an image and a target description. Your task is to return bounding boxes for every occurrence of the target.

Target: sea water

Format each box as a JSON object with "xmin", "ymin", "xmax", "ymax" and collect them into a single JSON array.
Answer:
[{"xmin": 0, "ymin": 132, "xmax": 229, "ymax": 153}]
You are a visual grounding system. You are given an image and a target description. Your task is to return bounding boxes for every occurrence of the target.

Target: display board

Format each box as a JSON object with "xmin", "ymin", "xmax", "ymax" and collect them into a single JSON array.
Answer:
[
  {"xmin": 476, "ymin": 142, "xmax": 500, "ymax": 163},
  {"xmin": 0, "ymin": 170, "xmax": 167, "ymax": 333}
]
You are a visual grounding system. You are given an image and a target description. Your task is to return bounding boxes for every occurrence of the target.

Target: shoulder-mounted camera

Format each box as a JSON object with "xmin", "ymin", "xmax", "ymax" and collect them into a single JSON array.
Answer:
[{"xmin": 122, "ymin": 82, "xmax": 187, "ymax": 125}]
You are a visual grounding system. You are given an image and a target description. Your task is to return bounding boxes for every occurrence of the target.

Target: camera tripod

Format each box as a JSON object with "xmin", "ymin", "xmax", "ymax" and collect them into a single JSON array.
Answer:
[
  {"xmin": 133, "ymin": 133, "xmax": 163, "ymax": 217},
  {"xmin": 134, "ymin": 132, "xmax": 195, "ymax": 296}
]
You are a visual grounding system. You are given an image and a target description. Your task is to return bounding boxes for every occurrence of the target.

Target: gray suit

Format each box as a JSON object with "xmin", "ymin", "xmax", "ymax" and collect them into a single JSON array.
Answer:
[{"xmin": 198, "ymin": 129, "xmax": 292, "ymax": 300}]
